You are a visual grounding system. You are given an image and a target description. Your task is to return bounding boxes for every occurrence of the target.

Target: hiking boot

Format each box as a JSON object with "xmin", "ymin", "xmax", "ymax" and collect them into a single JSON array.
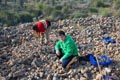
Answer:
[{"xmin": 66, "ymin": 57, "xmax": 77, "ymax": 70}]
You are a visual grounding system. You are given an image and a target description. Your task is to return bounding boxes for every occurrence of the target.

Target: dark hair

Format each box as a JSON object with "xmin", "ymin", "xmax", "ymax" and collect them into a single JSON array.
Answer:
[
  {"xmin": 59, "ymin": 30, "xmax": 65, "ymax": 36},
  {"xmin": 32, "ymin": 25, "xmax": 38, "ymax": 32},
  {"xmin": 46, "ymin": 20, "xmax": 51, "ymax": 27}
]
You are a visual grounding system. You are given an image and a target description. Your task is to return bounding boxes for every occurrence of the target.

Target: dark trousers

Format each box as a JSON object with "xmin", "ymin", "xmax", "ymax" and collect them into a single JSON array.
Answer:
[
  {"xmin": 78, "ymin": 54, "xmax": 93, "ymax": 62},
  {"xmin": 54, "ymin": 48, "xmax": 93, "ymax": 68},
  {"xmin": 54, "ymin": 48, "xmax": 75, "ymax": 68}
]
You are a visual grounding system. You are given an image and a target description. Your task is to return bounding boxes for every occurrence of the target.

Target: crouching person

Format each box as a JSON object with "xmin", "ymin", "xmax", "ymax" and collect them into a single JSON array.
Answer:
[
  {"xmin": 32, "ymin": 20, "xmax": 51, "ymax": 44},
  {"xmin": 54, "ymin": 30, "xmax": 78, "ymax": 69}
]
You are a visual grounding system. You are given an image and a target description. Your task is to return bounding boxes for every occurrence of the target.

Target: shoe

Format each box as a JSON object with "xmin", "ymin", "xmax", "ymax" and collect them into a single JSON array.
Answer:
[
  {"xmin": 102, "ymin": 36, "xmax": 116, "ymax": 44},
  {"xmin": 102, "ymin": 36, "xmax": 111, "ymax": 44},
  {"xmin": 66, "ymin": 57, "xmax": 77, "ymax": 70}
]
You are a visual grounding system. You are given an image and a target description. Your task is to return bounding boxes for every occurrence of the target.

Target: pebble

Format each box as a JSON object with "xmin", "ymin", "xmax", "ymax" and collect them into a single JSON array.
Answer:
[{"xmin": 0, "ymin": 16, "xmax": 120, "ymax": 79}]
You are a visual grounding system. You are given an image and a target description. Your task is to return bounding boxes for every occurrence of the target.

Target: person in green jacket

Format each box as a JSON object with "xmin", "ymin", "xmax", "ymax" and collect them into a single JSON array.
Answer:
[{"xmin": 55, "ymin": 30, "xmax": 78, "ymax": 69}]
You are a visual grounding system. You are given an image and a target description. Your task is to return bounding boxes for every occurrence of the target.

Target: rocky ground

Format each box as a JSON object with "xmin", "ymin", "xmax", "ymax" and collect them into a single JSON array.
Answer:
[{"xmin": 0, "ymin": 16, "xmax": 120, "ymax": 80}]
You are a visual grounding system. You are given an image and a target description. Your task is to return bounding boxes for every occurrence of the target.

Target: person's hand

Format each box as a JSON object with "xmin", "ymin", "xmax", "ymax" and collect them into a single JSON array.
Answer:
[
  {"xmin": 59, "ymin": 58, "xmax": 62, "ymax": 62},
  {"xmin": 56, "ymin": 50, "xmax": 60, "ymax": 56},
  {"xmin": 33, "ymin": 31, "xmax": 39, "ymax": 37}
]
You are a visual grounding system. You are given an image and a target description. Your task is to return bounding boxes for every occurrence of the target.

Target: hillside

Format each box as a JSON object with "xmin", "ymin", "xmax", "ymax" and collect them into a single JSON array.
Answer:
[
  {"xmin": 0, "ymin": 16, "xmax": 120, "ymax": 80},
  {"xmin": 0, "ymin": 0, "xmax": 120, "ymax": 26}
]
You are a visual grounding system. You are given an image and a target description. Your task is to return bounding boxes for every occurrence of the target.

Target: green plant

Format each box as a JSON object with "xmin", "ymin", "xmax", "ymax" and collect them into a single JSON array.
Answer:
[
  {"xmin": 113, "ymin": 0, "xmax": 120, "ymax": 9},
  {"xmin": 61, "ymin": 6, "xmax": 70, "ymax": 13},
  {"xmin": 93, "ymin": 0, "xmax": 110, "ymax": 8},
  {"xmin": 42, "ymin": 5, "xmax": 54, "ymax": 16},
  {"xmin": 35, "ymin": 2, "xmax": 44, "ymax": 10},
  {"xmin": 99, "ymin": 8, "xmax": 112, "ymax": 16},
  {"xmin": 18, "ymin": 11, "xmax": 33, "ymax": 23},
  {"xmin": 88, "ymin": 7, "xmax": 98, "ymax": 13},
  {"xmin": 72, "ymin": 12, "xmax": 88, "ymax": 18},
  {"xmin": 113, "ymin": 10, "xmax": 120, "ymax": 17},
  {"xmin": 0, "ymin": 11, "xmax": 17, "ymax": 26},
  {"xmin": 54, "ymin": 5, "xmax": 63, "ymax": 10},
  {"xmin": 51, "ymin": 10, "xmax": 63, "ymax": 17}
]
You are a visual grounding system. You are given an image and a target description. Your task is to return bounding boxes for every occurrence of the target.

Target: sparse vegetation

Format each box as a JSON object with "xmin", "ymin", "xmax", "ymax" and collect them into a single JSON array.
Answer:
[
  {"xmin": 0, "ymin": 0, "xmax": 119, "ymax": 26},
  {"xmin": 99, "ymin": 8, "xmax": 113, "ymax": 17},
  {"xmin": 72, "ymin": 12, "xmax": 88, "ymax": 18}
]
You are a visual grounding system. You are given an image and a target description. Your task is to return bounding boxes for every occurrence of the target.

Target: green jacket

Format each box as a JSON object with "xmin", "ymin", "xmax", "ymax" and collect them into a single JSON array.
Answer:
[{"xmin": 55, "ymin": 35, "xmax": 78, "ymax": 60}]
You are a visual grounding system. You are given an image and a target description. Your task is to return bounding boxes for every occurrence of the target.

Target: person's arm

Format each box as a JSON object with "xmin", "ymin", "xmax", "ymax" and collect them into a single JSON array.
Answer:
[
  {"xmin": 55, "ymin": 41, "xmax": 61, "ymax": 54},
  {"xmin": 55, "ymin": 41, "xmax": 61, "ymax": 50}
]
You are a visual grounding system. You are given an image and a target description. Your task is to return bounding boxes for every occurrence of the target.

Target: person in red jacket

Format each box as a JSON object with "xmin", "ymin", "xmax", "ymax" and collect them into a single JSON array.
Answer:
[{"xmin": 33, "ymin": 20, "xmax": 51, "ymax": 44}]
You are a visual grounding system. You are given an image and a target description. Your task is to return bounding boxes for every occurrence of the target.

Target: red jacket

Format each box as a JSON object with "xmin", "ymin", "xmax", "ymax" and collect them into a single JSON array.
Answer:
[{"xmin": 36, "ymin": 20, "xmax": 49, "ymax": 33}]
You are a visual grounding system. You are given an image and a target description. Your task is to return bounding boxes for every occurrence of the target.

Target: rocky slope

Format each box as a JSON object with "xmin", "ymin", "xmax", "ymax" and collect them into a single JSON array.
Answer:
[{"xmin": 0, "ymin": 16, "xmax": 120, "ymax": 80}]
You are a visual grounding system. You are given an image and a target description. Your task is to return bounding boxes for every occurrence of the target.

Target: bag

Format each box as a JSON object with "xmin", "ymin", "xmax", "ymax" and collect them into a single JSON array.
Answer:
[{"xmin": 89, "ymin": 55, "xmax": 112, "ymax": 67}]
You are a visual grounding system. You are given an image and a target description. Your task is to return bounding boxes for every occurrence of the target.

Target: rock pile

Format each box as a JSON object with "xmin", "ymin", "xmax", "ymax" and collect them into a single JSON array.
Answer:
[{"xmin": 0, "ymin": 16, "xmax": 120, "ymax": 80}]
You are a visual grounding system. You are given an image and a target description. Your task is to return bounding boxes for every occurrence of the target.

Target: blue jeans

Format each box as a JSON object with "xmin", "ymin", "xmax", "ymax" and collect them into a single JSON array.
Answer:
[
  {"xmin": 62, "ymin": 56, "xmax": 74, "ymax": 68},
  {"xmin": 54, "ymin": 48, "xmax": 75, "ymax": 68}
]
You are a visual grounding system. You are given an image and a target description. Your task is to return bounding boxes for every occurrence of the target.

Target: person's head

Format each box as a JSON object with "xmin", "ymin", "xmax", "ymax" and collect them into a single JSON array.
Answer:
[
  {"xmin": 58, "ymin": 30, "xmax": 66, "ymax": 41},
  {"xmin": 32, "ymin": 24, "xmax": 38, "ymax": 32},
  {"xmin": 32, "ymin": 24, "xmax": 39, "ymax": 37},
  {"xmin": 46, "ymin": 20, "xmax": 51, "ymax": 27}
]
